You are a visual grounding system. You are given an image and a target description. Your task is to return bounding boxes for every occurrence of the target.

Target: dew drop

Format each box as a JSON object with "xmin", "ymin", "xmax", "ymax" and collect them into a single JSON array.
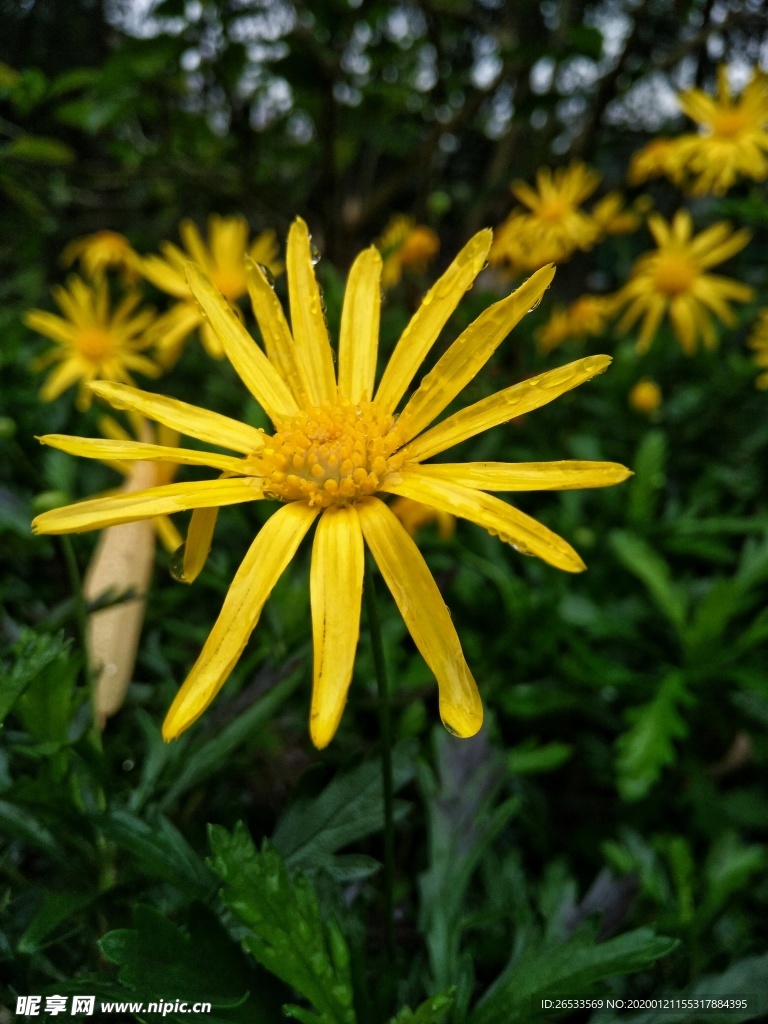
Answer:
[
  {"xmin": 442, "ymin": 721, "xmax": 461, "ymax": 737},
  {"xmin": 528, "ymin": 296, "xmax": 543, "ymax": 312},
  {"xmin": 257, "ymin": 263, "xmax": 275, "ymax": 288},
  {"xmin": 169, "ymin": 542, "xmax": 189, "ymax": 583},
  {"xmin": 310, "ymin": 242, "xmax": 321, "ymax": 265}
]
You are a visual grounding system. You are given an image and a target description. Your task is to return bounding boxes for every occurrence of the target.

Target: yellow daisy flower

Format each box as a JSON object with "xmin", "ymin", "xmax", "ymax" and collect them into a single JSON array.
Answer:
[
  {"xmin": 490, "ymin": 162, "xmax": 602, "ymax": 273},
  {"xmin": 747, "ymin": 310, "xmax": 768, "ymax": 389},
  {"xmin": 627, "ymin": 138, "xmax": 685, "ymax": 187},
  {"xmin": 138, "ymin": 214, "xmax": 283, "ymax": 361},
  {"xmin": 536, "ymin": 294, "xmax": 613, "ymax": 354},
  {"xmin": 674, "ymin": 65, "xmax": 768, "ymax": 196},
  {"xmin": 25, "ymin": 276, "xmax": 160, "ymax": 410},
  {"xmin": 60, "ymin": 230, "xmax": 140, "ymax": 282},
  {"xmin": 32, "ymin": 218, "xmax": 629, "ymax": 749},
  {"xmin": 590, "ymin": 192, "xmax": 642, "ymax": 236},
  {"xmin": 629, "ymin": 379, "xmax": 662, "ymax": 414},
  {"xmin": 614, "ymin": 211, "xmax": 752, "ymax": 354},
  {"xmin": 377, "ymin": 215, "xmax": 440, "ymax": 289}
]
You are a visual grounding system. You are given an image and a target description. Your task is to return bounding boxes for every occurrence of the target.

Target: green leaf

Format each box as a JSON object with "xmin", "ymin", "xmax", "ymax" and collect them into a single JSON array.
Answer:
[
  {"xmin": 615, "ymin": 672, "xmax": 692, "ymax": 802},
  {"xmin": 17, "ymin": 890, "xmax": 95, "ymax": 954},
  {"xmin": 4, "ymin": 135, "xmax": 75, "ymax": 164},
  {"xmin": 596, "ymin": 954, "xmax": 768, "ymax": 1023},
  {"xmin": 0, "ymin": 628, "xmax": 73, "ymax": 727},
  {"xmin": 508, "ymin": 741, "xmax": 573, "ymax": 775},
  {"xmin": 627, "ymin": 430, "xmax": 667, "ymax": 527},
  {"xmin": 387, "ymin": 991, "xmax": 455, "ymax": 1024},
  {"xmin": 208, "ymin": 825, "xmax": 356, "ymax": 1024},
  {"xmin": 469, "ymin": 924, "xmax": 677, "ymax": 1024},
  {"xmin": 96, "ymin": 810, "xmax": 215, "ymax": 900},
  {"xmin": 610, "ymin": 531, "xmax": 687, "ymax": 634},
  {"xmin": 272, "ymin": 740, "xmax": 417, "ymax": 869},
  {"xmin": 420, "ymin": 730, "xmax": 519, "ymax": 1018},
  {"xmin": 99, "ymin": 902, "xmax": 279, "ymax": 1021}
]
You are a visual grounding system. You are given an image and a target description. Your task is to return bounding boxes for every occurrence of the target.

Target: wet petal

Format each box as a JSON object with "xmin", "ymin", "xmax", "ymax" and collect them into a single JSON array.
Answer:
[
  {"xmin": 309, "ymin": 504, "xmax": 364, "ymax": 749},
  {"xmin": 287, "ymin": 217, "xmax": 337, "ymax": 404},
  {"xmin": 338, "ymin": 246, "xmax": 382, "ymax": 403},
  {"xmin": 162, "ymin": 501, "xmax": 319, "ymax": 739},
  {"xmin": 37, "ymin": 435, "xmax": 245, "ymax": 474},
  {"xmin": 358, "ymin": 497, "xmax": 482, "ymax": 739},
  {"xmin": 412, "ymin": 460, "xmax": 632, "ymax": 490}
]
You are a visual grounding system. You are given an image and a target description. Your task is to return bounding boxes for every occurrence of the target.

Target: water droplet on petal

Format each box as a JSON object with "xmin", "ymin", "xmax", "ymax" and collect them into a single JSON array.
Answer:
[
  {"xmin": 257, "ymin": 263, "xmax": 275, "ymax": 288},
  {"xmin": 170, "ymin": 543, "xmax": 189, "ymax": 583},
  {"xmin": 310, "ymin": 242, "xmax": 321, "ymax": 265},
  {"xmin": 442, "ymin": 720, "xmax": 461, "ymax": 737}
]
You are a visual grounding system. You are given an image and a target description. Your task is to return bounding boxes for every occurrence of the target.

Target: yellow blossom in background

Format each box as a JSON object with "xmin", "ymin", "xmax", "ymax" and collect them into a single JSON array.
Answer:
[
  {"xmin": 613, "ymin": 211, "xmax": 752, "ymax": 354},
  {"xmin": 747, "ymin": 310, "xmax": 768, "ymax": 389},
  {"xmin": 536, "ymin": 294, "xmax": 613, "ymax": 354},
  {"xmin": 390, "ymin": 496, "xmax": 455, "ymax": 540},
  {"xmin": 674, "ymin": 66, "xmax": 768, "ymax": 195},
  {"xmin": 629, "ymin": 379, "xmax": 662, "ymax": 414},
  {"xmin": 61, "ymin": 230, "xmax": 140, "ymax": 283},
  {"xmin": 627, "ymin": 138, "xmax": 685, "ymax": 187},
  {"xmin": 138, "ymin": 214, "xmax": 282, "ymax": 362},
  {"xmin": 32, "ymin": 218, "xmax": 630, "ymax": 749},
  {"xmin": 591, "ymin": 192, "xmax": 642, "ymax": 236},
  {"xmin": 26, "ymin": 276, "xmax": 160, "ymax": 410},
  {"xmin": 490, "ymin": 162, "xmax": 602, "ymax": 273},
  {"xmin": 377, "ymin": 215, "xmax": 440, "ymax": 288},
  {"xmin": 628, "ymin": 67, "xmax": 768, "ymax": 195}
]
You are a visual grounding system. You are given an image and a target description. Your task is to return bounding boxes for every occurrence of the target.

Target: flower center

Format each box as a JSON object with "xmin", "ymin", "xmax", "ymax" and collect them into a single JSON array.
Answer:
[
  {"xmin": 710, "ymin": 108, "xmax": 748, "ymax": 138},
  {"xmin": 77, "ymin": 328, "xmax": 114, "ymax": 360},
  {"xmin": 538, "ymin": 198, "xmax": 571, "ymax": 223},
  {"xmin": 255, "ymin": 401, "xmax": 405, "ymax": 508},
  {"xmin": 653, "ymin": 253, "xmax": 696, "ymax": 296}
]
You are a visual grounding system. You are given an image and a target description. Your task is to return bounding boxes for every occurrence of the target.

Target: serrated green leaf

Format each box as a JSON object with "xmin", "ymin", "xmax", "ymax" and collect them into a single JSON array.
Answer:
[
  {"xmin": 208, "ymin": 825, "xmax": 356, "ymax": 1024},
  {"xmin": 387, "ymin": 991, "xmax": 454, "ymax": 1024},
  {"xmin": 610, "ymin": 531, "xmax": 687, "ymax": 634},
  {"xmin": 469, "ymin": 924, "xmax": 677, "ymax": 1024},
  {"xmin": 615, "ymin": 672, "xmax": 691, "ymax": 802},
  {"xmin": 0, "ymin": 628, "xmax": 74, "ymax": 727},
  {"xmin": 272, "ymin": 740, "xmax": 417, "ymax": 869}
]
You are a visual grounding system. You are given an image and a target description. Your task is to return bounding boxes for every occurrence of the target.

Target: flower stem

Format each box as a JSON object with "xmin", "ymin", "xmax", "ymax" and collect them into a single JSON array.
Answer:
[{"xmin": 363, "ymin": 553, "xmax": 397, "ymax": 966}]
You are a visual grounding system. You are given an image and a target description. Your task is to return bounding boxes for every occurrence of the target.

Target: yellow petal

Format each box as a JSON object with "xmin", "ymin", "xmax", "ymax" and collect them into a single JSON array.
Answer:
[
  {"xmin": 24, "ymin": 310, "xmax": 78, "ymax": 346},
  {"xmin": 185, "ymin": 263, "xmax": 298, "ymax": 422},
  {"xmin": 89, "ymin": 381, "xmax": 265, "ymax": 454},
  {"xmin": 375, "ymin": 229, "xmax": 492, "ymax": 414},
  {"xmin": 358, "ymin": 496, "xmax": 482, "ymax": 739},
  {"xmin": 382, "ymin": 470, "xmax": 585, "ymax": 572},
  {"xmin": 397, "ymin": 264, "xmax": 555, "ymax": 442},
  {"xmin": 39, "ymin": 360, "xmax": 86, "ymax": 402},
  {"xmin": 245, "ymin": 256, "xmax": 308, "ymax": 406},
  {"xmin": 38, "ymin": 434, "xmax": 246, "ymax": 474},
  {"xmin": 181, "ymin": 505, "xmax": 220, "ymax": 583},
  {"xmin": 309, "ymin": 505, "xmax": 364, "ymax": 749},
  {"xmin": 412, "ymin": 460, "xmax": 632, "ymax": 490},
  {"xmin": 338, "ymin": 246, "xmax": 382, "ymax": 403},
  {"xmin": 162, "ymin": 501, "xmax": 320, "ymax": 739},
  {"xmin": 32, "ymin": 478, "xmax": 262, "ymax": 535},
  {"xmin": 138, "ymin": 253, "xmax": 189, "ymax": 298},
  {"xmin": 287, "ymin": 217, "xmax": 337, "ymax": 404},
  {"xmin": 405, "ymin": 355, "xmax": 612, "ymax": 462}
]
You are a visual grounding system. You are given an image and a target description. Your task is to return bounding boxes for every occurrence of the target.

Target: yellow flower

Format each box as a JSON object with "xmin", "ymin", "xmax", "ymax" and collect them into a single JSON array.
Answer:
[
  {"xmin": 138, "ymin": 215, "xmax": 283, "ymax": 361},
  {"xmin": 747, "ymin": 310, "xmax": 768, "ymax": 389},
  {"xmin": 25, "ymin": 276, "xmax": 160, "ymax": 410},
  {"xmin": 613, "ymin": 211, "xmax": 752, "ymax": 354},
  {"xmin": 674, "ymin": 65, "xmax": 768, "ymax": 195},
  {"xmin": 377, "ymin": 215, "xmax": 440, "ymax": 288},
  {"xmin": 629, "ymin": 379, "xmax": 662, "ymax": 414},
  {"xmin": 32, "ymin": 218, "xmax": 629, "ymax": 749},
  {"xmin": 627, "ymin": 138, "xmax": 685, "ymax": 187},
  {"xmin": 490, "ymin": 162, "xmax": 602, "ymax": 273},
  {"xmin": 590, "ymin": 192, "xmax": 641, "ymax": 236},
  {"xmin": 390, "ymin": 496, "xmax": 455, "ymax": 540},
  {"xmin": 60, "ymin": 230, "xmax": 140, "ymax": 282},
  {"xmin": 536, "ymin": 294, "xmax": 613, "ymax": 354}
]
